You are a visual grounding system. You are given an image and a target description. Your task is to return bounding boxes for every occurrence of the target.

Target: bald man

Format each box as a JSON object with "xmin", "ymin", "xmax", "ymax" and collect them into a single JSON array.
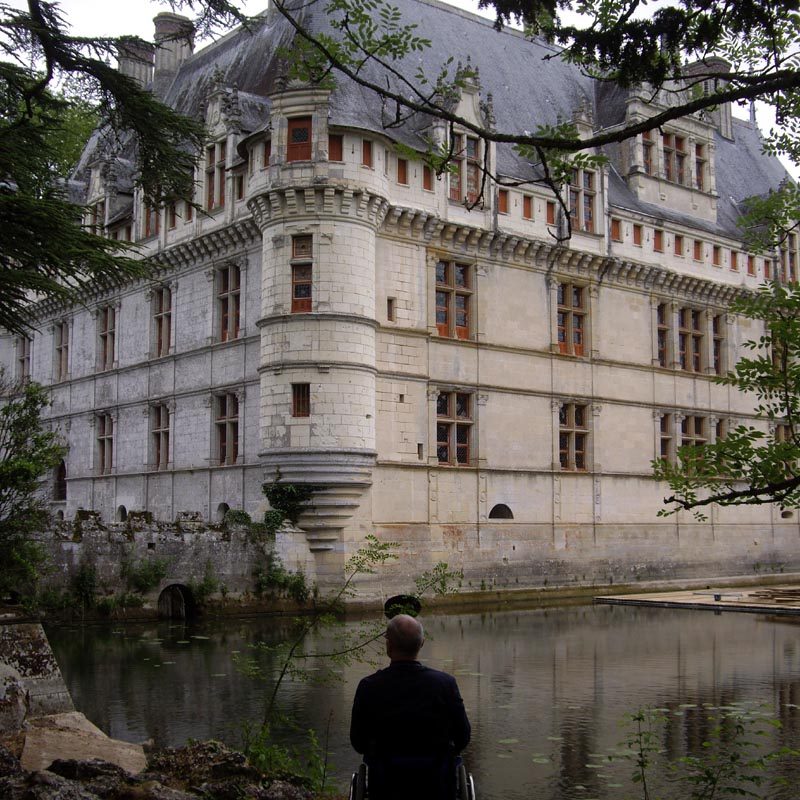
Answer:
[{"xmin": 350, "ymin": 615, "xmax": 471, "ymax": 799}]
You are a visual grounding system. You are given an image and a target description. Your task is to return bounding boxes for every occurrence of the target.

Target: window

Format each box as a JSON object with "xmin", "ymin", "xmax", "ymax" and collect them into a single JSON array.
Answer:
[
  {"xmin": 53, "ymin": 460, "xmax": 67, "ymax": 501},
  {"xmin": 329, "ymin": 133, "xmax": 343, "ymax": 162},
  {"xmin": 216, "ymin": 393, "xmax": 239, "ymax": 466},
  {"xmin": 657, "ymin": 303, "xmax": 670, "ymax": 368},
  {"xmin": 557, "ymin": 282, "xmax": 586, "ymax": 356},
  {"xmin": 764, "ymin": 258, "xmax": 772, "ymax": 280},
  {"xmin": 292, "ymin": 383, "xmax": 310, "ymax": 417},
  {"xmin": 362, "ymin": 139, "xmax": 373, "ymax": 168},
  {"xmin": 143, "ymin": 205, "xmax": 160, "ymax": 239},
  {"xmin": 97, "ymin": 413, "xmax": 113, "ymax": 475},
  {"xmin": 450, "ymin": 133, "xmax": 480, "ymax": 204},
  {"xmin": 781, "ymin": 234, "xmax": 798, "ymax": 282},
  {"xmin": 730, "ymin": 250, "xmax": 739, "ymax": 272},
  {"xmin": 151, "ymin": 404, "xmax": 170, "ymax": 470},
  {"xmin": 678, "ymin": 308, "xmax": 703, "ymax": 372},
  {"xmin": 16, "ymin": 335, "xmax": 31, "ymax": 381},
  {"xmin": 559, "ymin": 403, "xmax": 588, "ymax": 471},
  {"xmin": 152, "ymin": 286, "xmax": 172, "ymax": 358},
  {"xmin": 681, "ymin": 415, "xmax": 707, "ymax": 449},
  {"xmin": 611, "ymin": 218, "xmax": 622, "ymax": 242},
  {"xmin": 387, "ymin": 296, "xmax": 396, "ymax": 322},
  {"xmin": 291, "ymin": 235, "xmax": 313, "ymax": 313},
  {"xmin": 712, "ymin": 314, "xmax": 725, "ymax": 375},
  {"xmin": 54, "ymin": 320, "xmax": 69, "ymax": 381},
  {"xmin": 662, "ymin": 133, "xmax": 686, "ymax": 184},
  {"xmin": 546, "ymin": 201, "xmax": 556, "ymax": 225},
  {"xmin": 435, "ymin": 260, "xmax": 471, "ymax": 339},
  {"xmin": 497, "ymin": 189, "xmax": 509, "ymax": 214},
  {"xmin": 633, "ymin": 224, "xmax": 642, "ymax": 246},
  {"xmin": 748, "ymin": 255, "xmax": 756, "ymax": 276},
  {"xmin": 693, "ymin": 240, "xmax": 703, "ymax": 262},
  {"xmin": 713, "ymin": 245, "xmax": 722, "ymax": 267},
  {"xmin": 384, "ymin": 148, "xmax": 390, "ymax": 176},
  {"xmin": 695, "ymin": 144, "xmax": 706, "ymax": 191},
  {"xmin": 423, "ymin": 165, "xmax": 433, "ymax": 191},
  {"xmin": 88, "ymin": 200, "xmax": 105, "ymax": 234},
  {"xmin": 654, "ymin": 229, "xmax": 664, "ymax": 253},
  {"xmin": 659, "ymin": 414, "xmax": 673, "ymax": 462},
  {"xmin": 436, "ymin": 391, "xmax": 472, "ymax": 466},
  {"xmin": 642, "ymin": 130, "xmax": 654, "ymax": 175},
  {"xmin": 234, "ymin": 174, "xmax": 244, "ymax": 201},
  {"xmin": 263, "ymin": 139, "xmax": 272, "ymax": 168},
  {"xmin": 185, "ymin": 200, "xmax": 194, "ymax": 222},
  {"xmin": 569, "ymin": 169, "xmax": 595, "ymax": 233},
  {"xmin": 98, "ymin": 305, "xmax": 115, "ymax": 370},
  {"xmin": 166, "ymin": 202, "xmax": 177, "ymax": 229},
  {"xmin": 674, "ymin": 234, "xmax": 684, "ymax": 257},
  {"xmin": 287, "ymin": 117, "xmax": 312, "ymax": 162},
  {"xmin": 523, "ymin": 195, "xmax": 533, "ymax": 220},
  {"xmin": 205, "ymin": 140, "xmax": 226, "ymax": 210},
  {"xmin": 397, "ymin": 158, "xmax": 408, "ymax": 185},
  {"xmin": 217, "ymin": 264, "xmax": 241, "ymax": 342}
]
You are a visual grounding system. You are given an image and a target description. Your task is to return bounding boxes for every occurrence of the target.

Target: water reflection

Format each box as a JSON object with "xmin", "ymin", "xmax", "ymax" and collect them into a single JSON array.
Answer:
[{"xmin": 46, "ymin": 604, "xmax": 800, "ymax": 799}]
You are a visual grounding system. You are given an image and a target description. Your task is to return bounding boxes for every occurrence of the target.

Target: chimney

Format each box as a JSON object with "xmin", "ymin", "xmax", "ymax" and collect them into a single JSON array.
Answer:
[
  {"xmin": 117, "ymin": 37, "xmax": 155, "ymax": 88},
  {"xmin": 153, "ymin": 12, "xmax": 194, "ymax": 80}
]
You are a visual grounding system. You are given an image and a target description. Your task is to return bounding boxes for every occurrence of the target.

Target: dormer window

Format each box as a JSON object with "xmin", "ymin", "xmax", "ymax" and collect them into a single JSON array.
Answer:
[
  {"xmin": 695, "ymin": 144, "xmax": 706, "ymax": 191},
  {"xmin": 642, "ymin": 131, "xmax": 654, "ymax": 175},
  {"xmin": 450, "ymin": 133, "xmax": 480, "ymax": 204},
  {"xmin": 662, "ymin": 133, "xmax": 686, "ymax": 185},
  {"xmin": 569, "ymin": 168, "xmax": 595, "ymax": 234},
  {"xmin": 205, "ymin": 140, "xmax": 226, "ymax": 210},
  {"xmin": 287, "ymin": 117, "xmax": 312, "ymax": 162}
]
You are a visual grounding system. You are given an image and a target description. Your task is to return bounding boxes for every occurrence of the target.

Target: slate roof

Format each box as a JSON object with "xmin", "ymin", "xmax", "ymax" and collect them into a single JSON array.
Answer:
[{"xmin": 78, "ymin": 0, "xmax": 792, "ymax": 241}]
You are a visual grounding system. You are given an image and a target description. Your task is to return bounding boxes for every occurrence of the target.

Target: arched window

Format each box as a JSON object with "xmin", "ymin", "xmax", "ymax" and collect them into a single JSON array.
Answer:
[
  {"xmin": 116, "ymin": 505, "xmax": 128, "ymax": 522},
  {"xmin": 53, "ymin": 460, "xmax": 67, "ymax": 501},
  {"xmin": 488, "ymin": 503, "xmax": 514, "ymax": 520},
  {"xmin": 216, "ymin": 502, "xmax": 230, "ymax": 523}
]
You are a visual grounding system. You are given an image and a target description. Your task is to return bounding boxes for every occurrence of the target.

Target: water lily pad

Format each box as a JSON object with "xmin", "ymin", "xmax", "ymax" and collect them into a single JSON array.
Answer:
[
  {"xmin": 498, "ymin": 738, "xmax": 518, "ymax": 745},
  {"xmin": 532, "ymin": 757, "xmax": 550, "ymax": 764},
  {"xmin": 547, "ymin": 736, "xmax": 562, "ymax": 741},
  {"xmin": 211, "ymin": 673, "xmax": 226, "ymax": 677},
  {"xmin": 176, "ymin": 640, "xmax": 191, "ymax": 644},
  {"xmin": 191, "ymin": 635, "xmax": 210, "ymax": 640},
  {"xmin": 162, "ymin": 661, "xmax": 175, "ymax": 665},
  {"xmin": 497, "ymin": 754, "xmax": 513, "ymax": 759}
]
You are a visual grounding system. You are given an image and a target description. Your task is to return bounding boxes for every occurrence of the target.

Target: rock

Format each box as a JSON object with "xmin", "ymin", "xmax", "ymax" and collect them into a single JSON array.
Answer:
[
  {"xmin": 0, "ymin": 663, "xmax": 28, "ymax": 733},
  {"xmin": 0, "ymin": 744, "xmax": 23, "ymax": 778}
]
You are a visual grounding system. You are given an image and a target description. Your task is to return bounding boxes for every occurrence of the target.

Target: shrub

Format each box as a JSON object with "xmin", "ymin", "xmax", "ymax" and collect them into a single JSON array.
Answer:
[
  {"xmin": 121, "ymin": 556, "xmax": 169, "ymax": 593},
  {"xmin": 253, "ymin": 553, "xmax": 310, "ymax": 604}
]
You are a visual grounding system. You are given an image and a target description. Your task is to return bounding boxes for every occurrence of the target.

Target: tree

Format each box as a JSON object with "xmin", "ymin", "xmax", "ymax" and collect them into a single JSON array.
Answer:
[
  {"xmin": 654, "ymin": 281, "xmax": 800, "ymax": 518},
  {"xmin": 0, "ymin": 0, "xmax": 207, "ymax": 335},
  {"xmin": 0, "ymin": 375, "xmax": 65, "ymax": 598}
]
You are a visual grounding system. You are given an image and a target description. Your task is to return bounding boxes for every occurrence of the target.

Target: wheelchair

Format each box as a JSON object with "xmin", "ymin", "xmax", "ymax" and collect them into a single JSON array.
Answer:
[{"xmin": 349, "ymin": 758, "xmax": 476, "ymax": 800}]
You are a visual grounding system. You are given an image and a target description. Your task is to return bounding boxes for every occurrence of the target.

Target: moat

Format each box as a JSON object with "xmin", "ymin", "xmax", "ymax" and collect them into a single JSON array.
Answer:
[{"xmin": 46, "ymin": 603, "xmax": 800, "ymax": 800}]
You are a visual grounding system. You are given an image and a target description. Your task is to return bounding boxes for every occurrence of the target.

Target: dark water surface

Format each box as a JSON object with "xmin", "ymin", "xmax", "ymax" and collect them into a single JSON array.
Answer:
[{"xmin": 46, "ymin": 604, "xmax": 800, "ymax": 799}]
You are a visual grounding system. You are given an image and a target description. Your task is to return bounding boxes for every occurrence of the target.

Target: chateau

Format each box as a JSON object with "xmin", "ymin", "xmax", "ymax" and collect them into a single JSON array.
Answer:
[{"xmin": 3, "ymin": 0, "xmax": 798, "ymax": 594}]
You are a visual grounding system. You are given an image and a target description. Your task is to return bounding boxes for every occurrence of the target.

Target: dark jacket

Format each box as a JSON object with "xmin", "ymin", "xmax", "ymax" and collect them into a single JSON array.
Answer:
[{"xmin": 349, "ymin": 660, "xmax": 471, "ymax": 758}]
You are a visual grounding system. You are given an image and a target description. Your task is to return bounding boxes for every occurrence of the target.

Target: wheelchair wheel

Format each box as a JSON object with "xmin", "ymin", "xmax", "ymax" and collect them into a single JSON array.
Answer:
[
  {"xmin": 456, "ymin": 763, "xmax": 473, "ymax": 800},
  {"xmin": 349, "ymin": 762, "xmax": 367, "ymax": 800}
]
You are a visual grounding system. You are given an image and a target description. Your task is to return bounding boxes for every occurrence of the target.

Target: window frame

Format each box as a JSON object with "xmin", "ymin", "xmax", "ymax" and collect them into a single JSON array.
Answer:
[
  {"xmin": 16, "ymin": 335, "xmax": 31, "ymax": 381},
  {"xmin": 449, "ymin": 132, "xmax": 481, "ymax": 204},
  {"xmin": 287, "ymin": 116, "xmax": 312, "ymax": 162},
  {"xmin": 362, "ymin": 139, "xmax": 373, "ymax": 168},
  {"xmin": 215, "ymin": 393, "xmax": 239, "ymax": 466},
  {"xmin": 568, "ymin": 168, "xmax": 596, "ymax": 234},
  {"xmin": 523, "ymin": 195, "xmax": 533, "ymax": 220},
  {"xmin": 435, "ymin": 260, "xmax": 472, "ymax": 340},
  {"xmin": 559, "ymin": 402, "xmax": 589, "ymax": 471},
  {"xmin": 497, "ymin": 188, "xmax": 509, "ymax": 214},
  {"xmin": 205, "ymin": 140, "xmax": 227, "ymax": 210},
  {"xmin": 291, "ymin": 234, "xmax": 313, "ymax": 314},
  {"xmin": 217, "ymin": 264, "xmax": 241, "ymax": 342},
  {"xmin": 292, "ymin": 383, "xmax": 311, "ymax": 417},
  {"xmin": 151, "ymin": 404, "xmax": 170, "ymax": 471},
  {"xmin": 152, "ymin": 285, "xmax": 172, "ymax": 358},
  {"xmin": 97, "ymin": 413, "xmax": 114, "ymax": 475},
  {"xmin": 98, "ymin": 305, "xmax": 116, "ymax": 371},
  {"xmin": 436, "ymin": 390, "xmax": 473, "ymax": 467},
  {"xmin": 557, "ymin": 282, "xmax": 587, "ymax": 357},
  {"xmin": 678, "ymin": 307, "xmax": 704, "ymax": 373},
  {"xmin": 328, "ymin": 133, "xmax": 344, "ymax": 162},
  {"xmin": 54, "ymin": 320, "xmax": 69, "ymax": 381}
]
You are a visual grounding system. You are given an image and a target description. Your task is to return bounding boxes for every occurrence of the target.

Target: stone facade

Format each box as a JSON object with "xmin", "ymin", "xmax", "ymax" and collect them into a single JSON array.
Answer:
[{"xmin": 1, "ymin": 0, "xmax": 798, "ymax": 597}]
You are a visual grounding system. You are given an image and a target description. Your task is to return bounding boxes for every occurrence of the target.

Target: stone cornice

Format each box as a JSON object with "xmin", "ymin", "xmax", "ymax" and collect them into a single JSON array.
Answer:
[
  {"xmin": 248, "ymin": 184, "xmax": 390, "ymax": 230},
  {"xmin": 381, "ymin": 203, "xmax": 746, "ymax": 307}
]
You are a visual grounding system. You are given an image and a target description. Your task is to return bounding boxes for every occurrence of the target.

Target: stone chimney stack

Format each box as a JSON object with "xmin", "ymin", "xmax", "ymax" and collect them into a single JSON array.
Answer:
[
  {"xmin": 153, "ymin": 12, "xmax": 194, "ymax": 80},
  {"xmin": 117, "ymin": 38, "xmax": 155, "ymax": 87}
]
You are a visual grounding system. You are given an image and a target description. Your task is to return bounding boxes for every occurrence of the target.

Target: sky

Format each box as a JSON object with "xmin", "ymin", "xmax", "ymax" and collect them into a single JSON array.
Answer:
[{"xmin": 55, "ymin": 0, "xmax": 794, "ymax": 176}]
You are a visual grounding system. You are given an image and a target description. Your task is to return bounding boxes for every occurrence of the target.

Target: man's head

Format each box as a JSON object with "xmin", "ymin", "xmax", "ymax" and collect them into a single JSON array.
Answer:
[{"xmin": 386, "ymin": 614, "xmax": 424, "ymax": 661}]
